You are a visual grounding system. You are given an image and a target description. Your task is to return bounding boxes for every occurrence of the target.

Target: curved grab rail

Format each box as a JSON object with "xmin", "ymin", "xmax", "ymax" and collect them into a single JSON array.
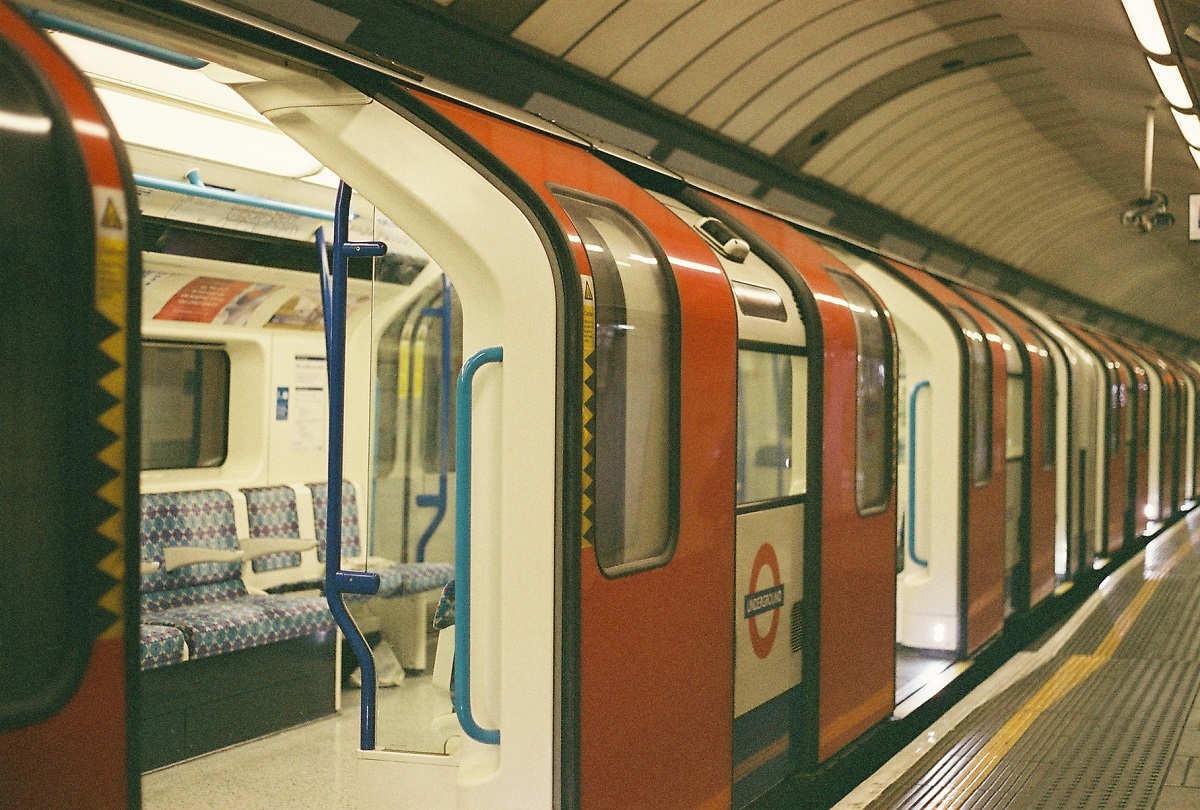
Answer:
[
  {"xmin": 454, "ymin": 345, "xmax": 503, "ymax": 745},
  {"xmin": 318, "ymin": 181, "xmax": 387, "ymax": 750},
  {"xmin": 907, "ymin": 380, "xmax": 931, "ymax": 568},
  {"xmin": 415, "ymin": 275, "xmax": 454, "ymax": 562}
]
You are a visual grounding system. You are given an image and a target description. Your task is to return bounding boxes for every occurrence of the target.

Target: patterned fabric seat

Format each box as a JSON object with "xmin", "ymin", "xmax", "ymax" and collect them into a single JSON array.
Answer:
[
  {"xmin": 145, "ymin": 595, "xmax": 333, "ymax": 660},
  {"xmin": 140, "ymin": 624, "xmax": 186, "ymax": 670},
  {"xmin": 309, "ymin": 480, "xmax": 455, "ymax": 599},
  {"xmin": 243, "ymin": 485, "xmax": 305, "ymax": 574},
  {"xmin": 140, "ymin": 489, "xmax": 333, "ymax": 662}
]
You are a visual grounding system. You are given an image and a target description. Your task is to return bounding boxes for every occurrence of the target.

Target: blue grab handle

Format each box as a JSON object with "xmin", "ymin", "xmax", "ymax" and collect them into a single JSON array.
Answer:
[
  {"xmin": 319, "ymin": 181, "xmax": 387, "ymax": 751},
  {"xmin": 907, "ymin": 380, "xmax": 931, "ymax": 568},
  {"xmin": 415, "ymin": 275, "xmax": 454, "ymax": 562},
  {"xmin": 454, "ymin": 345, "xmax": 503, "ymax": 745}
]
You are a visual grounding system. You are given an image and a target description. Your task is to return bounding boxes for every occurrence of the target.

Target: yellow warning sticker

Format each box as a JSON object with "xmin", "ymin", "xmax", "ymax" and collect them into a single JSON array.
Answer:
[{"xmin": 93, "ymin": 187, "xmax": 128, "ymax": 324}]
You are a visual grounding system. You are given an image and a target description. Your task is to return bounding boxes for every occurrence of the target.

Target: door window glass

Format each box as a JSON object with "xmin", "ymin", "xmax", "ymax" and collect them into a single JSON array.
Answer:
[{"xmin": 555, "ymin": 191, "xmax": 680, "ymax": 575}]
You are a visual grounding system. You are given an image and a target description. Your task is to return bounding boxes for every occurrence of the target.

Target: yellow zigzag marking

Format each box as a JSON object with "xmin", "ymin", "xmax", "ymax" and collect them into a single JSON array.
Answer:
[{"xmin": 99, "ymin": 331, "xmax": 126, "ymax": 364}]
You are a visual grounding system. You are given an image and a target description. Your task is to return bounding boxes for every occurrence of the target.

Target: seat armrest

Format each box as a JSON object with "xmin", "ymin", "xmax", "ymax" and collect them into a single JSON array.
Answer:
[
  {"xmin": 161, "ymin": 546, "xmax": 245, "ymax": 572},
  {"xmin": 343, "ymin": 556, "xmax": 396, "ymax": 571},
  {"xmin": 241, "ymin": 537, "xmax": 318, "ymax": 560}
]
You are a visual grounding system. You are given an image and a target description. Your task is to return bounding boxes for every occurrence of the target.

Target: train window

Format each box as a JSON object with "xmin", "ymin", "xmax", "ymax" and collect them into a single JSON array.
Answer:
[
  {"xmin": 737, "ymin": 350, "xmax": 804, "ymax": 505},
  {"xmin": 950, "ymin": 307, "xmax": 993, "ymax": 485},
  {"xmin": 375, "ymin": 281, "xmax": 462, "ymax": 478},
  {"xmin": 141, "ymin": 343, "xmax": 230, "ymax": 470},
  {"xmin": 554, "ymin": 190, "xmax": 680, "ymax": 576},
  {"xmin": 1028, "ymin": 330, "xmax": 1056, "ymax": 469},
  {"xmin": 827, "ymin": 270, "xmax": 894, "ymax": 514}
]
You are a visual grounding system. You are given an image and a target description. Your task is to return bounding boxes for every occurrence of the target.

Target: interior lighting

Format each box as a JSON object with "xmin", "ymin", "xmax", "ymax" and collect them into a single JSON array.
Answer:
[
  {"xmin": 95, "ymin": 88, "xmax": 323, "ymax": 178},
  {"xmin": 1122, "ymin": 0, "xmax": 1173, "ymax": 55},
  {"xmin": 1173, "ymin": 108, "xmax": 1200, "ymax": 147},
  {"xmin": 1147, "ymin": 58, "xmax": 1194, "ymax": 109}
]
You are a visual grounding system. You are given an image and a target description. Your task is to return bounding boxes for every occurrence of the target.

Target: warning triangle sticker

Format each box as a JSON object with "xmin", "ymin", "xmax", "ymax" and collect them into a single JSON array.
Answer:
[
  {"xmin": 582, "ymin": 276, "xmax": 594, "ymax": 302},
  {"xmin": 101, "ymin": 200, "xmax": 123, "ymax": 229}
]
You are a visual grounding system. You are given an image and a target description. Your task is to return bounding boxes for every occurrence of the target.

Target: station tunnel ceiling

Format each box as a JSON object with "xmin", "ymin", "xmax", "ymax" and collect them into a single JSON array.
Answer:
[{"xmin": 238, "ymin": 0, "xmax": 1200, "ymax": 345}]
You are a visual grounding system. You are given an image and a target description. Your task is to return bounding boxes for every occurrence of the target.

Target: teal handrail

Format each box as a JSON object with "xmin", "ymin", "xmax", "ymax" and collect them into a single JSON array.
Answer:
[
  {"xmin": 907, "ymin": 380, "xmax": 930, "ymax": 568},
  {"xmin": 135, "ymin": 171, "xmax": 337, "ymax": 221},
  {"xmin": 22, "ymin": 7, "xmax": 208, "ymax": 69},
  {"xmin": 454, "ymin": 346, "xmax": 503, "ymax": 745}
]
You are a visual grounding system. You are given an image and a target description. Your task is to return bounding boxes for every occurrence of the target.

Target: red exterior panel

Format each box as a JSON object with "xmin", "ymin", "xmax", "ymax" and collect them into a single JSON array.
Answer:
[{"xmin": 417, "ymin": 92, "xmax": 737, "ymax": 810}]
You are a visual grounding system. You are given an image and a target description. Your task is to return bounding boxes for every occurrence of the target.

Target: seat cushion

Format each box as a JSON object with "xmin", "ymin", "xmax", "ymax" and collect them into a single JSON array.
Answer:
[
  {"xmin": 140, "ymin": 624, "xmax": 186, "ymax": 671},
  {"xmin": 350, "ymin": 562, "xmax": 455, "ymax": 601},
  {"xmin": 146, "ymin": 596, "xmax": 334, "ymax": 660},
  {"xmin": 401, "ymin": 562, "xmax": 455, "ymax": 595}
]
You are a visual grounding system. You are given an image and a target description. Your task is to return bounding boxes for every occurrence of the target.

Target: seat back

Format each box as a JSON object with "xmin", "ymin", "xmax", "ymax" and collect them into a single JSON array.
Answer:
[
  {"xmin": 140, "ymin": 489, "xmax": 246, "ymax": 612},
  {"xmin": 308, "ymin": 480, "xmax": 362, "ymax": 561},
  {"xmin": 242, "ymin": 485, "xmax": 303, "ymax": 573}
]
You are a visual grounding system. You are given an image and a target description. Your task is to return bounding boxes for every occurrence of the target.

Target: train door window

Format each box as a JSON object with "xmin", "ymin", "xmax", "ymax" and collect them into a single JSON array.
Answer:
[
  {"xmin": 828, "ymin": 270, "xmax": 894, "ymax": 514},
  {"xmin": 950, "ymin": 307, "xmax": 993, "ymax": 485},
  {"xmin": 989, "ymin": 318, "xmax": 1024, "ymax": 461},
  {"xmin": 737, "ymin": 350, "xmax": 804, "ymax": 505},
  {"xmin": 1108, "ymin": 361, "xmax": 1123, "ymax": 460},
  {"xmin": 374, "ymin": 278, "xmax": 462, "ymax": 561},
  {"xmin": 141, "ymin": 343, "xmax": 230, "ymax": 470},
  {"xmin": 1028, "ymin": 329, "xmax": 1056, "ymax": 469},
  {"xmin": 553, "ymin": 190, "xmax": 680, "ymax": 575}
]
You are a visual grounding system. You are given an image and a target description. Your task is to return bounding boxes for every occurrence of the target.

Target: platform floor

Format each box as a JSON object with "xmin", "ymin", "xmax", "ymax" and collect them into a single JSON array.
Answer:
[{"xmin": 839, "ymin": 507, "xmax": 1200, "ymax": 810}]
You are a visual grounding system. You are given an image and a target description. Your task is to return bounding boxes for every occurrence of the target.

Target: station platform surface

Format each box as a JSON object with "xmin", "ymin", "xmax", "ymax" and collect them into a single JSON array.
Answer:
[{"xmin": 838, "ymin": 507, "xmax": 1200, "ymax": 810}]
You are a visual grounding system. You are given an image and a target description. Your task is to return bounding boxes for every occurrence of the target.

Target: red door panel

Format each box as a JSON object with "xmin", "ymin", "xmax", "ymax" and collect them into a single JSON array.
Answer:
[
  {"xmin": 706, "ymin": 198, "xmax": 898, "ymax": 762},
  {"xmin": 415, "ymin": 92, "xmax": 737, "ymax": 810}
]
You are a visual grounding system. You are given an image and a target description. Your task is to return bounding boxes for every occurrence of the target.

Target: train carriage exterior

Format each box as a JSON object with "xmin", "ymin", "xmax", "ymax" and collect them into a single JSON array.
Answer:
[{"xmin": 4, "ymin": 2, "xmax": 1200, "ymax": 809}]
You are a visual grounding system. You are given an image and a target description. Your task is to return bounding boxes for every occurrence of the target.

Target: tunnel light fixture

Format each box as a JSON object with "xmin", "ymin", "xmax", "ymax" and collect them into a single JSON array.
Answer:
[
  {"xmin": 1172, "ymin": 107, "xmax": 1200, "ymax": 147},
  {"xmin": 1122, "ymin": 0, "xmax": 1173, "ymax": 56},
  {"xmin": 1148, "ymin": 58, "xmax": 1194, "ymax": 109}
]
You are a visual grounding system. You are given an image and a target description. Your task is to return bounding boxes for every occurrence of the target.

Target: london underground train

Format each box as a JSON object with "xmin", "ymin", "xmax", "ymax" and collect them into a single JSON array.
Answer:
[{"xmin": 3, "ymin": 2, "xmax": 1200, "ymax": 808}]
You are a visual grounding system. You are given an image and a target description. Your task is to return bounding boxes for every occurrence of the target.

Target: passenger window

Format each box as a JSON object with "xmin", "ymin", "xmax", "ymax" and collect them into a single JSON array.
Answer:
[
  {"xmin": 554, "ymin": 190, "xmax": 680, "ymax": 576},
  {"xmin": 141, "ymin": 343, "xmax": 230, "ymax": 470},
  {"xmin": 950, "ymin": 307, "xmax": 993, "ymax": 485},
  {"xmin": 738, "ymin": 350, "xmax": 805, "ymax": 506},
  {"xmin": 828, "ymin": 270, "xmax": 894, "ymax": 514}
]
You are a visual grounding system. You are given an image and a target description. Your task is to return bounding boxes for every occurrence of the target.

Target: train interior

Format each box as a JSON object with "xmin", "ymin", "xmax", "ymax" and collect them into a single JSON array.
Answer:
[{"xmin": 57, "ymin": 26, "xmax": 477, "ymax": 765}]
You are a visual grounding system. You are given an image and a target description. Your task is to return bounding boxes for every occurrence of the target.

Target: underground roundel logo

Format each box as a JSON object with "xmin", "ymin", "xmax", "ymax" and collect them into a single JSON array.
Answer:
[{"xmin": 745, "ymin": 543, "xmax": 785, "ymax": 659}]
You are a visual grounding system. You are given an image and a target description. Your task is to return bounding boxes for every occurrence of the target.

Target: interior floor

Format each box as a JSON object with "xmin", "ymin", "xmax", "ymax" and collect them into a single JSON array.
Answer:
[{"xmin": 142, "ymin": 676, "xmax": 452, "ymax": 809}]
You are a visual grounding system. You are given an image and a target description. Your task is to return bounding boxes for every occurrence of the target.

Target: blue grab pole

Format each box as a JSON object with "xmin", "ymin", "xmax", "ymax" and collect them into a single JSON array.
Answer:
[
  {"xmin": 907, "ymin": 380, "xmax": 931, "ymax": 568},
  {"xmin": 454, "ymin": 346, "xmax": 503, "ymax": 745},
  {"xmin": 318, "ymin": 182, "xmax": 387, "ymax": 750}
]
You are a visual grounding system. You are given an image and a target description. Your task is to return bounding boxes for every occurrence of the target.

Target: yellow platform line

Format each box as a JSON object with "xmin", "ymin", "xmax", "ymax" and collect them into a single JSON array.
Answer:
[{"xmin": 924, "ymin": 538, "xmax": 1193, "ymax": 809}]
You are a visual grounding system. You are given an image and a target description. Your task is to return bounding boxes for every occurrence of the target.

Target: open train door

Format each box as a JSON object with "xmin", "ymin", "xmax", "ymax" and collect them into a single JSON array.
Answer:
[{"xmin": 0, "ymin": 3, "xmax": 140, "ymax": 807}]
